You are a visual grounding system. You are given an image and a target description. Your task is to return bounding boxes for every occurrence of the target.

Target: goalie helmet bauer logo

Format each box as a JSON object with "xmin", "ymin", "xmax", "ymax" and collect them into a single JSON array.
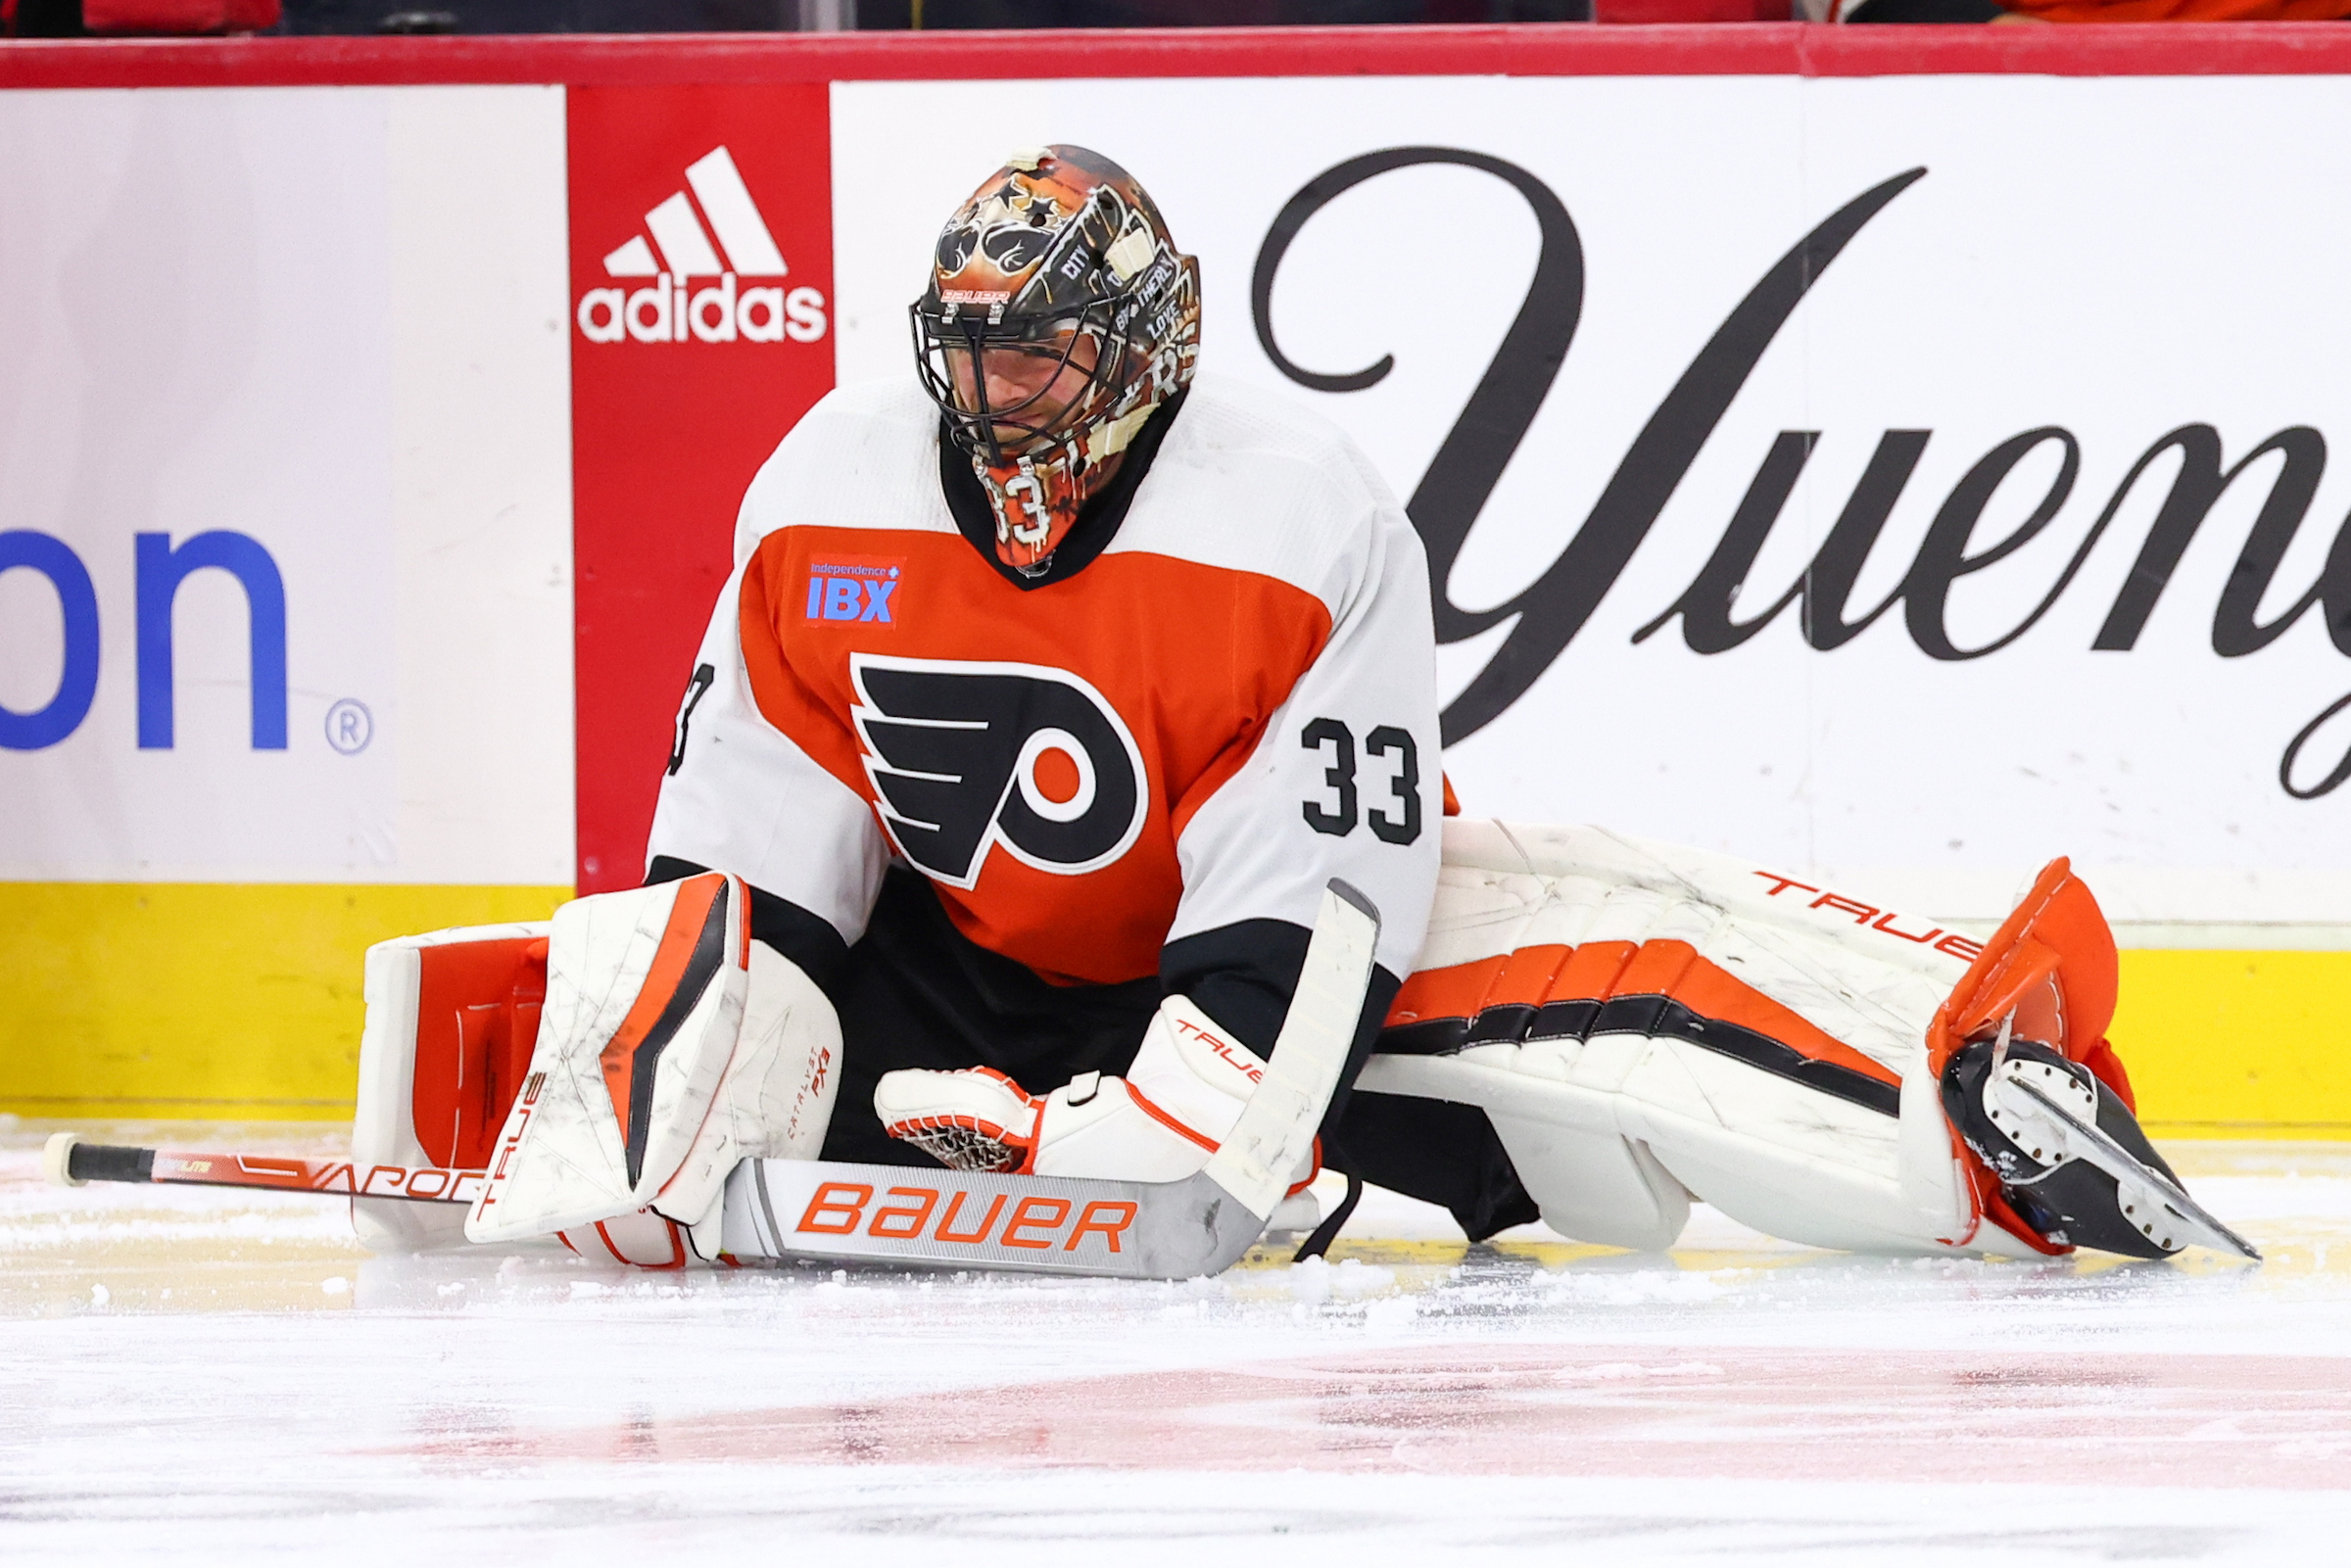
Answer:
[{"xmin": 850, "ymin": 654, "xmax": 1148, "ymax": 889}]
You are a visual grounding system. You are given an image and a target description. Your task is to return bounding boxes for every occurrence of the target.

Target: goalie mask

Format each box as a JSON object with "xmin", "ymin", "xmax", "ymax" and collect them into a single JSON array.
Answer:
[{"xmin": 912, "ymin": 144, "xmax": 1201, "ymax": 575}]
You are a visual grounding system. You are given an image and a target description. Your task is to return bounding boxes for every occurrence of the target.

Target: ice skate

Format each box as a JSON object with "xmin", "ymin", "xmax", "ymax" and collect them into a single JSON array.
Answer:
[{"xmin": 1942, "ymin": 1022, "xmax": 2258, "ymax": 1260}]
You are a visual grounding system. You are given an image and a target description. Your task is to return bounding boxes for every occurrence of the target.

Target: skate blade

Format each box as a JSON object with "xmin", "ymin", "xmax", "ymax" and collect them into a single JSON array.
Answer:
[{"xmin": 2008, "ymin": 1075, "xmax": 2262, "ymax": 1261}]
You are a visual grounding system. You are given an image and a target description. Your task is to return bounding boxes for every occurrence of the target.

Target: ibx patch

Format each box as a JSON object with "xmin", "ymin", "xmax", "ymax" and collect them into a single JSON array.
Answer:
[{"xmin": 804, "ymin": 557, "xmax": 902, "ymax": 628}]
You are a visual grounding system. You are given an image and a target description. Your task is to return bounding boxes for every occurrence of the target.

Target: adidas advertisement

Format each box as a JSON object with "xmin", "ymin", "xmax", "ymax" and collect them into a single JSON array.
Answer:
[
  {"xmin": 575, "ymin": 144, "xmax": 827, "ymax": 348},
  {"xmin": 567, "ymin": 84, "xmax": 837, "ymax": 896}
]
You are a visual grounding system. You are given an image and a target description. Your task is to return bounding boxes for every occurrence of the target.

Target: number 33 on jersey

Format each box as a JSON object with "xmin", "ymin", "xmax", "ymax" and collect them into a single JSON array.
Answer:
[{"xmin": 648, "ymin": 372, "xmax": 1442, "ymax": 990}]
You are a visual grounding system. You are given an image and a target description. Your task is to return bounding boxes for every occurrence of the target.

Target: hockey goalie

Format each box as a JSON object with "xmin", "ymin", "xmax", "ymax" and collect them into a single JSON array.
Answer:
[{"xmin": 351, "ymin": 144, "xmax": 2247, "ymax": 1271}]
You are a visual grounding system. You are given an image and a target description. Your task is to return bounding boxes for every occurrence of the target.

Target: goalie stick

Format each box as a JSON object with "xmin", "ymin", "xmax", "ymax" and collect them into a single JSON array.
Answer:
[
  {"xmin": 722, "ymin": 878, "xmax": 1382, "ymax": 1279},
  {"xmin": 42, "ymin": 1133, "xmax": 484, "ymax": 1205},
  {"xmin": 41, "ymin": 879, "xmax": 1383, "ymax": 1283}
]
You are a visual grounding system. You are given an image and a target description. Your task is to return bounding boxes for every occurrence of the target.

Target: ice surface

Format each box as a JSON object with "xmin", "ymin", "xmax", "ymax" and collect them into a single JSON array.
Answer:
[{"xmin": 5, "ymin": 1118, "xmax": 2351, "ymax": 1564}]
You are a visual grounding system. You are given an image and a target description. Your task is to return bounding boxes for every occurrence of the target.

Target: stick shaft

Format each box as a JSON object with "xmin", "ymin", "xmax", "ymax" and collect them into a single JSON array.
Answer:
[{"xmin": 56, "ymin": 1138, "xmax": 479, "ymax": 1205}]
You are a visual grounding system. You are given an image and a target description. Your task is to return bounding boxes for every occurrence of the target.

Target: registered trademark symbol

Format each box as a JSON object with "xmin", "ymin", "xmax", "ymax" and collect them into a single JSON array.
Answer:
[{"xmin": 325, "ymin": 698, "xmax": 373, "ymax": 755}]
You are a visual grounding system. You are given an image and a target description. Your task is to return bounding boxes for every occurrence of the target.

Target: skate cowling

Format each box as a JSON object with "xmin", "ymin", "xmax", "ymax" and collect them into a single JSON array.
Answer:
[{"xmin": 1928, "ymin": 859, "xmax": 2257, "ymax": 1260}]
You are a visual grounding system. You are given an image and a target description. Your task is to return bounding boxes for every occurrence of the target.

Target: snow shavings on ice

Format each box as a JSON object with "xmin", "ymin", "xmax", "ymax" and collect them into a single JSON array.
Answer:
[{"xmin": 5, "ymin": 1121, "xmax": 2351, "ymax": 1564}]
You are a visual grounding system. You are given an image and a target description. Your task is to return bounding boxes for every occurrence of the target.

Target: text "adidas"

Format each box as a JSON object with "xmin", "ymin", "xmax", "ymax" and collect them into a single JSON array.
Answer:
[{"xmin": 576, "ymin": 145, "xmax": 827, "ymax": 347}]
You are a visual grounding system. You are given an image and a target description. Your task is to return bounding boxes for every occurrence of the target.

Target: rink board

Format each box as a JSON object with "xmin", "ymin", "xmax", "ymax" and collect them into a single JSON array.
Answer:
[{"xmin": 2, "ymin": 31, "xmax": 2349, "ymax": 1128}]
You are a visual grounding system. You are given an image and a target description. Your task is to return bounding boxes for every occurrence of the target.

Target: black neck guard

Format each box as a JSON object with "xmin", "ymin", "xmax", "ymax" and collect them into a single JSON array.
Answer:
[{"xmin": 936, "ymin": 390, "xmax": 1189, "ymax": 592}]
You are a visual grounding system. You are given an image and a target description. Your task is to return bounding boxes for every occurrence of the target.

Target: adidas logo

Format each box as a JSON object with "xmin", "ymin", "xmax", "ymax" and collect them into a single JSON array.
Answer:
[{"xmin": 576, "ymin": 146, "xmax": 828, "ymax": 347}]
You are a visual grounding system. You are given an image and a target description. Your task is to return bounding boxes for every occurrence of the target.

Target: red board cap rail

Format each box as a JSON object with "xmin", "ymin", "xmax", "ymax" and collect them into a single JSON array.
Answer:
[{"xmin": 12, "ymin": 25, "xmax": 2351, "ymax": 92}]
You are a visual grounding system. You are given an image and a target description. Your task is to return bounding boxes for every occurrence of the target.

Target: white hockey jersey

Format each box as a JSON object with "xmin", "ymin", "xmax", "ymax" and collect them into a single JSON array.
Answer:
[{"xmin": 649, "ymin": 370, "xmax": 1440, "ymax": 994}]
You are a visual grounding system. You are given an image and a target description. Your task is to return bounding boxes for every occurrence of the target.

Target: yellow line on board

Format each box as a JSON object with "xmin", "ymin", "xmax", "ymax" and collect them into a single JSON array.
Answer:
[
  {"xmin": 2, "ymin": 887, "xmax": 2345, "ymax": 1135},
  {"xmin": 0, "ymin": 882, "xmax": 571, "ymax": 1121},
  {"xmin": 2115, "ymin": 949, "xmax": 2351, "ymax": 1139}
]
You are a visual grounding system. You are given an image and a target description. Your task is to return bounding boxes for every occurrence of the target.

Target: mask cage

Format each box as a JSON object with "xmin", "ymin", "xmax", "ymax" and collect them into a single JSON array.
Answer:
[{"xmin": 910, "ymin": 294, "xmax": 1147, "ymax": 467}]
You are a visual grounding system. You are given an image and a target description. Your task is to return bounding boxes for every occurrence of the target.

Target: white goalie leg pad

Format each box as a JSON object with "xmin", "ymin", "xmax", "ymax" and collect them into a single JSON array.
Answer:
[
  {"xmin": 1489, "ymin": 1108, "xmax": 1690, "ymax": 1254},
  {"xmin": 1362, "ymin": 821, "xmax": 2019, "ymax": 1258},
  {"xmin": 466, "ymin": 873, "xmax": 749, "ymax": 1247},
  {"xmin": 660, "ymin": 938, "xmax": 841, "ymax": 1260},
  {"xmin": 350, "ymin": 920, "xmax": 551, "ymax": 1251},
  {"xmin": 560, "ymin": 1211, "xmax": 694, "ymax": 1269},
  {"xmin": 875, "ymin": 994, "xmax": 1317, "ymax": 1191}
]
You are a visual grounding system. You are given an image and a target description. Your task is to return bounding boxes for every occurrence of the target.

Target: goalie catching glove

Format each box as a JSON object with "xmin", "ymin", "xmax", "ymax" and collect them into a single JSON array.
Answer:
[
  {"xmin": 874, "ymin": 993, "xmax": 1319, "ymax": 1194},
  {"xmin": 458, "ymin": 871, "xmax": 840, "ymax": 1262}
]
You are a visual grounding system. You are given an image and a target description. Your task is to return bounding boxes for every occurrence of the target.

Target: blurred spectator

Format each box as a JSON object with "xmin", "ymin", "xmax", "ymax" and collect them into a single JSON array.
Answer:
[
  {"xmin": 5, "ymin": 0, "xmax": 1582, "ymax": 30},
  {"xmin": 7, "ymin": 0, "xmax": 87, "ymax": 31},
  {"xmin": 1847, "ymin": 0, "xmax": 2351, "ymax": 19},
  {"xmin": 287, "ymin": 0, "xmax": 780, "ymax": 25},
  {"xmin": 272, "ymin": 0, "xmax": 1582, "ymax": 28},
  {"xmin": 856, "ymin": 0, "xmax": 1585, "ymax": 23}
]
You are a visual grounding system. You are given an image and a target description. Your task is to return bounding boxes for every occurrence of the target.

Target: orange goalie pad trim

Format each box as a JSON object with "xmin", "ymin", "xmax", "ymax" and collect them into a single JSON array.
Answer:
[
  {"xmin": 1926, "ymin": 856, "xmax": 2129, "ymax": 1107},
  {"xmin": 1617, "ymin": 940, "xmax": 1901, "ymax": 1090},
  {"xmin": 1386, "ymin": 954, "xmax": 1504, "ymax": 1027},
  {"xmin": 1489, "ymin": 943, "xmax": 1574, "ymax": 1016},
  {"xmin": 1923, "ymin": 856, "xmax": 2130, "ymax": 1256},
  {"xmin": 1385, "ymin": 945, "xmax": 1573, "ymax": 1027},
  {"xmin": 1384, "ymin": 936, "xmax": 1900, "ymax": 1092},
  {"xmin": 1550, "ymin": 940, "xmax": 1641, "ymax": 1008},
  {"xmin": 1655, "ymin": 944, "xmax": 1901, "ymax": 1090},
  {"xmin": 411, "ymin": 935, "xmax": 549, "ymax": 1171},
  {"xmin": 597, "ymin": 873, "xmax": 730, "ymax": 1151}
]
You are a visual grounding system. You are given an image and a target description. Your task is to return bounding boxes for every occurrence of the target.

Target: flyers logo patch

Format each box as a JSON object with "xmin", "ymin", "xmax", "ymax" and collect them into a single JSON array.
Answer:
[{"xmin": 850, "ymin": 655, "xmax": 1147, "ymax": 889}]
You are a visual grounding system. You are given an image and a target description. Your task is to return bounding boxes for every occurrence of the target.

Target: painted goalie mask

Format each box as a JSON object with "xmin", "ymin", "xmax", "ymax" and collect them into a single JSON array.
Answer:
[{"xmin": 912, "ymin": 145, "xmax": 1202, "ymax": 575}]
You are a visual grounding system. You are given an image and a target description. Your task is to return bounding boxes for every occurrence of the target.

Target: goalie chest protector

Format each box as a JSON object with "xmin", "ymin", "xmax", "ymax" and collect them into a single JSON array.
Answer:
[{"xmin": 648, "ymin": 372, "xmax": 1440, "ymax": 990}]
